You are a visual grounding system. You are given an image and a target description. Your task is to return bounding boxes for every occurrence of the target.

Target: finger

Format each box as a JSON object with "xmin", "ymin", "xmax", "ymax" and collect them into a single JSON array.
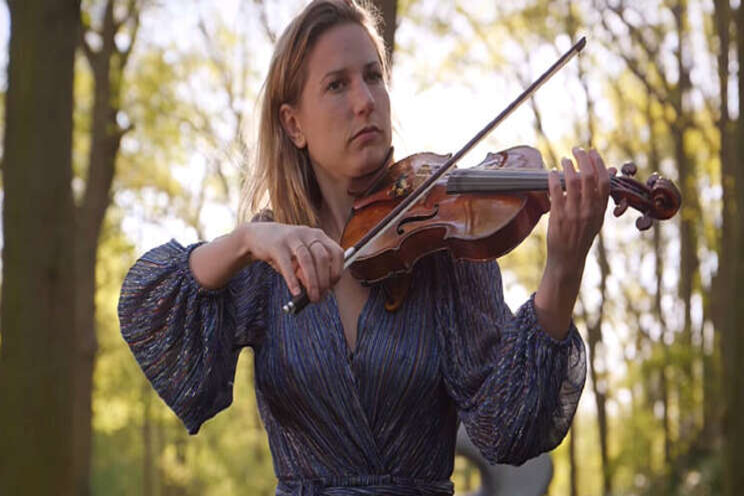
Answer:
[
  {"xmin": 308, "ymin": 241, "xmax": 331, "ymax": 296},
  {"xmin": 293, "ymin": 244, "xmax": 321, "ymax": 302},
  {"xmin": 590, "ymin": 149, "xmax": 611, "ymax": 205},
  {"xmin": 548, "ymin": 168, "xmax": 564, "ymax": 215},
  {"xmin": 562, "ymin": 156, "xmax": 580, "ymax": 213},
  {"xmin": 328, "ymin": 241, "xmax": 345, "ymax": 285},
  {"xmin": 306, "ymin": 228, "xmax": 344, "ymax": 286},
  {"xmin": 573, "ymin": 146, "xmax": 597, "ymax": 208},
  {"xmin": 589, "ymin": 150, "xmax": 611, "ymax": 232},
  {"xmin": 274, "ymin": 250, "xmax": 302, "ymax": 296}
]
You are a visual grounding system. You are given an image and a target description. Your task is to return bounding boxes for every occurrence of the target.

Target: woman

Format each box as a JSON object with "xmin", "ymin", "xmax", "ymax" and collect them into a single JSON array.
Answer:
[{"xmin": 118, "ymin": 1, "xmax": 609, "ymax": 494}]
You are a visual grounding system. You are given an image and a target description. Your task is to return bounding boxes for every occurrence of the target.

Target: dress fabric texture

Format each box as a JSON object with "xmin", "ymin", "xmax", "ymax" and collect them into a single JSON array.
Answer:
[{"xmin": 118, "ymin": 239, "xmax": 586, "ymax": 496}]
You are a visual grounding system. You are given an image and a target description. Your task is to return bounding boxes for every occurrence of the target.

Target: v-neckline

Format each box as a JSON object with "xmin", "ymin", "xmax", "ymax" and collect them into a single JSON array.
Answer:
[{"xmin": 329, "ymin": 284, "xmax": 378, "ymax": 362}]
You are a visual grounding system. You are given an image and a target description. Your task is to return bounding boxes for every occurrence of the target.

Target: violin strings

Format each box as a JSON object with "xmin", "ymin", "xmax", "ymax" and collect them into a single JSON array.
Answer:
[{"xmin": 445, "ymin": 170, "xmax": 643, "ymax": 196}]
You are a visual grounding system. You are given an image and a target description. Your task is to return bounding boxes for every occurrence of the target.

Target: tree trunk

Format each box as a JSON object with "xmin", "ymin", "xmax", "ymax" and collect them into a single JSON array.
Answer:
[
  {"xmin": 370, "ymin": 0, "xmax": 397, "ymax": 68},
  {"xmin": 573, "ymin": 35, "xmax": 610, "ymax": 493},
  {"xmin": 143, "ymin": 382, "xmax": 155, "ymax": 496},
  {"xmin": 669, "ymin": 0, "xmax": 701, "ymax": 447},
  {"xmin": 569, "ymin": 422, "xmax": 578, "ymax": 496},
  {"xmin": 653, "ymin": 222, "xmax": 672, "ymax": 472},
  {"xmin": 646, "ymin": 94, "xmax": 673, "ymax": 473},
  {"xmin": 715, "ymin": 2, "xmax": 744, "ymax": 494},
  {"xmin": 73, "ymin": 2, "xmax": 137, "ymax": 492},
  {"xmin": 0, "ymin": 0, "xmax": 80, "ymax": 494},
  {"xmin": 585, "ymin": 233, "xmax": 611, "ymax": 495}
]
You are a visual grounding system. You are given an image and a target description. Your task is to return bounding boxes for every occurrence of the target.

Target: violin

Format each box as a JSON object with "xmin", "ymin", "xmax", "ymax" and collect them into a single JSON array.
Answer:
[
  {"xmin": 340, "ymin": 146, "xmax": 681, "ymax": 287},
  {"xmin": 282, "ymin": 36, "xmax": 682, "ymax": 314}
]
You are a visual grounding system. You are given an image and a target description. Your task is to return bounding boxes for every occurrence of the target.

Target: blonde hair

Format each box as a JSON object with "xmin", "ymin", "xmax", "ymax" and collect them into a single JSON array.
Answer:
[{"xmin": 239, "ymin": 0, "xmax": 390, "ymax": 226}]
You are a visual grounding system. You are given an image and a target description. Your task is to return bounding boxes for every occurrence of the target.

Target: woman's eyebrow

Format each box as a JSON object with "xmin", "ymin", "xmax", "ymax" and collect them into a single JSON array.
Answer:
[
  {"xmin": 321, "ymin": 60, "xmax": 380, "ymax": 80},
  {"xmin": 321, "ymin": 68, "xmax": 347, "ymax": 80}
]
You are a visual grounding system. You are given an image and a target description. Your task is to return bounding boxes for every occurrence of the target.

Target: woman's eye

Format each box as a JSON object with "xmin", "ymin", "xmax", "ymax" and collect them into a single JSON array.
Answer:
[
  {"xmin": 327, "ymin": 79, "xmax": 345, "ymax": 92},
  {"xmin": 366, "ymin": 71, "xmax": 383, "ymax": 83}
]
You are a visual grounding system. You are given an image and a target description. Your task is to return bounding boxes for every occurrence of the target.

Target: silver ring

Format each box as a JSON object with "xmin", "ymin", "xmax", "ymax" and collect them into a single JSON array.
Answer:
[
  {"xmin": 307, "ymin": 239, "xmax": 323, "ymax": 249},
  {"xmin": 292, "ymin": 244, "xmax": 309, "ymax": 256}
]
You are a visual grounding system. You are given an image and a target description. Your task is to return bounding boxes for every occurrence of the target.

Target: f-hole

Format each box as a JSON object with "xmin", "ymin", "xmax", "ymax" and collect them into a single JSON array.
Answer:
[{"xmin": 396, "ymin": 204, "xmax": 440, "ymax": 235}]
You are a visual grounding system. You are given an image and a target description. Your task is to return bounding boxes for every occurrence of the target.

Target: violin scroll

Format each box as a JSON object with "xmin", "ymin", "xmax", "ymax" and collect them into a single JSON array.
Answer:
[{"xmin": 609, "ymin": 162, "xmax": 682, "ymax": 231}]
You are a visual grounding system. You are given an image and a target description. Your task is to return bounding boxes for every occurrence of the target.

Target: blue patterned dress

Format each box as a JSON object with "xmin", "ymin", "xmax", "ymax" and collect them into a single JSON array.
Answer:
[{"xmin": 118, "ymin": 239, "xmax": 586, "ymax": 495}]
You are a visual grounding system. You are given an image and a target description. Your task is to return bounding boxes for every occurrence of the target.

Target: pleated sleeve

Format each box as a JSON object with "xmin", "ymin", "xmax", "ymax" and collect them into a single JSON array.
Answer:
[
  {"xmin": 118, "ymin": 239, "xmax": 269, "ymax": 434},
  {"xmin": 434, "ymin": 257, "xmax": 586, "ymax": 465}
]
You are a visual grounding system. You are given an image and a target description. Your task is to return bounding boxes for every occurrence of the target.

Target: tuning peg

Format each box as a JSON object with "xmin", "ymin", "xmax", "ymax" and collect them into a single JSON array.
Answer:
[
  {"xmin": 621, "ymin": 162, "xmax": 638, "ymax": 177},
  {"xmin": 636, "ymin": 214, "xmax": 654, "ymax": 231},
  {"xmin": 646, "ymin": 173, "xmax": 659, "ymax": 188},
  {"xmin": 613, "ymin": 197, "xmax": 629, "ymax": 217}
]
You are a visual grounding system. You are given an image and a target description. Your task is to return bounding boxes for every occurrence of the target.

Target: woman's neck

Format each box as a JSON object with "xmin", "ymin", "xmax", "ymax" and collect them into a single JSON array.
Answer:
[{"xmin": 312, "ymin": 165, "xmax": 355, "ymax": 241}]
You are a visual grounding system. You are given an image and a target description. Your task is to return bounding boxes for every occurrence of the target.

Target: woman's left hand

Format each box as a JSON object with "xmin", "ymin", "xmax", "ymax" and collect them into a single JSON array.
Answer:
[
  {"xmin": 546, "ymin": 147, "xmax": 611, "ymax": 274},
  {"xmin": 534, "ymin": 147, "xmax": 611, "ymax": 339}
]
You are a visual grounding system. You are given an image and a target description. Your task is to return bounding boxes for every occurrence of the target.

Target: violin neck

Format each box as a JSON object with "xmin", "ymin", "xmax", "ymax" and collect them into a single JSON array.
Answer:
[{"xmin": 446, "ymin": 170, "xmax": 560, "ymax": 194}]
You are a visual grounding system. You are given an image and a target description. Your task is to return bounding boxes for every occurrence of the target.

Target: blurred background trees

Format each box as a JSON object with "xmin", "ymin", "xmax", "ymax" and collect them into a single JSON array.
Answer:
[{"xmin": 0, "ymin": 0, "xmax": 740, "ymax": 495}]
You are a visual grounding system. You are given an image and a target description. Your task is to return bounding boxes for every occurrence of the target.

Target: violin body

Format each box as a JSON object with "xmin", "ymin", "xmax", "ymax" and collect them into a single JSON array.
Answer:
[{"xmin": 341, "ymin": 146, "xmax": 551, "ymax": 284}]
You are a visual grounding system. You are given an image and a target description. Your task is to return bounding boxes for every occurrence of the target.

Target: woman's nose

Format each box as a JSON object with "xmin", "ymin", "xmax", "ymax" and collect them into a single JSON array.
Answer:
[{"xmin": 352, "ymin": 80, "xmax": 375, "ymax": 116}]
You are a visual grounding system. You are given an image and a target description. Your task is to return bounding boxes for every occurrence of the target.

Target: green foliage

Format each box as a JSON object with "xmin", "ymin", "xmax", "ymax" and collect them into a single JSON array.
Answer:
[{"xmin": 116, "ymin": 47, "xmax": 187, "ymax": 198}]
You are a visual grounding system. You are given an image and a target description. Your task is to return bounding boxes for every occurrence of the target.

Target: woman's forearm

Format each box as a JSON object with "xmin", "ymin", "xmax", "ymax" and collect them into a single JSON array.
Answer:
[
  {"xmin": 535, "ymin": 148, "xmax": 609, "ymax": 340},
  {"xmin": 534, "ymin": 263, "xmax": 583, "ymax": 341},
  {"xmin": 189, "ymin": 224, "xmax": 254, "ymax": 290}
]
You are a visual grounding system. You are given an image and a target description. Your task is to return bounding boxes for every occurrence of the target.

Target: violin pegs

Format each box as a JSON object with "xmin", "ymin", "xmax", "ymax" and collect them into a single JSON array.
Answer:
[
  {"xmin": 636, "ymin": 214, "xmax": 654, "ymax": 231},
  {"xmin": 613, "ymin": 197, "xmax": 629, "ymax": 217},
  {"xmin": 621, "ymin": 162, "xmax": 638, "ymax": 177},
  {"xmin": 646, "ymin": 173, "xmax": 660, "ymax": 188}
]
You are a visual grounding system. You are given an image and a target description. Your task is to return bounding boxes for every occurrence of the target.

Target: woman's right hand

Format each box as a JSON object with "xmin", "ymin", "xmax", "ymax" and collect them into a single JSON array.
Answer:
[{"xmin": 243, "ymin": 222, "xmax": 345, "ymax": 302}]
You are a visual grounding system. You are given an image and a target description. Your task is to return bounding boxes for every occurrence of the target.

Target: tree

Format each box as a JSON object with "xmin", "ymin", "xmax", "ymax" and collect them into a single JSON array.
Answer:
[
  {"xmin": 74, "ymin": 1, "xmax": 141, "ymax": 492},
  {"xmin": 370, "ymin": 0, "xmax": 397, "ymax": 67},
  {"xmin": 711, "ymin": 1, "xmax": 744, "ymax": 494},
  {"xmin": 0, "ymin": 0, "xmax": 80, "ymax": 494}
]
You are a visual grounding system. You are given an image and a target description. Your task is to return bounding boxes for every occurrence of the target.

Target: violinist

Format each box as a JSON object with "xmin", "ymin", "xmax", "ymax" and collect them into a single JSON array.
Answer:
[{"xmin": 118, "ymin": 1, "xmax": 610, "ymax": 494}]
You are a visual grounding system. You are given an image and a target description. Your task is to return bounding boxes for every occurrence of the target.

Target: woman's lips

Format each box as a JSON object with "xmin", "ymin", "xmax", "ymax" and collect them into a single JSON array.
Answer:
[{"xmin": 351, "ymin": 126, "xmax": 381, "ymax": 144}]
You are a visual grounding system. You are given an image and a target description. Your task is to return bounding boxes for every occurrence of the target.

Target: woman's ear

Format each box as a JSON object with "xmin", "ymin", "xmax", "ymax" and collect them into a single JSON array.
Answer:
[{"xmin": 279, "ymin": 103, "xmax": 307, "ymax": 148}]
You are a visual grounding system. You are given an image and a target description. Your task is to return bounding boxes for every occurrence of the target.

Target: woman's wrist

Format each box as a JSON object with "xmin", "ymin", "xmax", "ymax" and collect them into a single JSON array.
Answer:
[
  {"xmin": 534, "ymin": 262, "xmax": 583, "ymax": 340},
  {"xmin": 233, "ymin": 223, "xmax": 256, "ymax": 266},
  {"xmin": 189, "ymin": 224, "xmax": 257, "ymax": 290}
]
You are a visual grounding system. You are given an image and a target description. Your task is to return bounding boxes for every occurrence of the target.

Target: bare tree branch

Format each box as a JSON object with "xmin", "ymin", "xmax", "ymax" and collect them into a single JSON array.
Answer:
[
  {"xmin": 606, "ymin": 1, "xmax": 665, "ymax": 76},
  {"xmin": 455, "ymin": 5, "xmax": 560, "ymax": 166},
  {"xmin": 118, "ymin": 3, "xmax": 140, "ymax": 70},
  {"xmin": 253, "ymin": 0, "xmax": 277, "ymax": 43},
  {"xmin": 79, "ymin": 13, "xmax": 96, "ymax": 65},
  {"xmin": 598, "ymin": 12, "xmax": 670, "ymax": 107}
]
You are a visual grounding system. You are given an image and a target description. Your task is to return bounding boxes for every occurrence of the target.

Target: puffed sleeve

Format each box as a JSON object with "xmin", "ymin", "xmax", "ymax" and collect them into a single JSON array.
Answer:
[
  {"xmin": 433, "ymin": 256, "xmax": 586, "ymax": 465},
  {"xmin": 118, "ymin": 239, "xmax": 270, "ymax": 434}
]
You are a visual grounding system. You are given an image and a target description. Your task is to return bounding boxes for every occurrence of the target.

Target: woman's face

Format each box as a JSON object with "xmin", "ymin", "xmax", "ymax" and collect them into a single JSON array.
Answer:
[{"xmin": 281, "ymin": 23, "xmax": 392, "ymax": 183}]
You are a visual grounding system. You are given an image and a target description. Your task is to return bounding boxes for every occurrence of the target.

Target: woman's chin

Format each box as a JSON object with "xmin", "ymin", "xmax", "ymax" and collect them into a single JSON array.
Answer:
[{"xmin": 354, "ymin": 146, "xmax": 390, "ymax": 175}]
